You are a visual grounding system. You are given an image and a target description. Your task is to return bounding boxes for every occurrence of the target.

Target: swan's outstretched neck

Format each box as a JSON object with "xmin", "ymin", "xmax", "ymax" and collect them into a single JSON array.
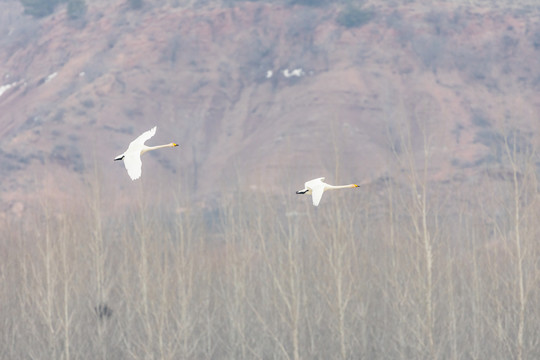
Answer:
[
  {"xmin": 142, "ymin": 143, "xmax": 179, "ymax": 154},
  {"xmin": 327, "ymin": 184, "xmax": 359, "ymax": 190}
]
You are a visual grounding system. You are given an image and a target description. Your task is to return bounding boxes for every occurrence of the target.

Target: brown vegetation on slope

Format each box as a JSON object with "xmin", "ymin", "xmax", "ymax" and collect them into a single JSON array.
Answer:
[{"xmin": 1, "ymin": 1, "xmax": 540, "ymax": 215}]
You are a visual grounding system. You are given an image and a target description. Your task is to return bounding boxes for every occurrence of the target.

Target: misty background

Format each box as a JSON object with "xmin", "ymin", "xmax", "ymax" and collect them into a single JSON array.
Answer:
[{"xmin": 1, "ymin": 0, "xmax": 540, "ymax": 358}]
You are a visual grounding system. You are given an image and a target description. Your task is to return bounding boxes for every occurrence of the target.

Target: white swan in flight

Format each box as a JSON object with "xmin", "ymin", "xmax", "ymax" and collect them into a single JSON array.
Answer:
[
  {"xmin": 296, "ymin": 177, "xmax": 359, "ymax": 206},
  {"xmin": 114, "ymin": 126, "xmax": 178, "ymax": 180}
]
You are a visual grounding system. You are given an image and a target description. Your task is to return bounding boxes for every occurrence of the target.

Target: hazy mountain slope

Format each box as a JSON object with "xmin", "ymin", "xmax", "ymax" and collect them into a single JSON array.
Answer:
[{"xmin": 1, "ymin": 0, "xmax": 540, "ymax": 215}]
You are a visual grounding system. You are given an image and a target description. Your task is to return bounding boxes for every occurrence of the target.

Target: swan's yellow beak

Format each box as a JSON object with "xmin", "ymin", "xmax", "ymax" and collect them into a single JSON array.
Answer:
[
  {"xmin": 172, "ymin": 143, "xmax": 179, "ymax": 147},
  {"xmin": 354, "ymin": 184, "xmax": 360, "ymax": 187}
]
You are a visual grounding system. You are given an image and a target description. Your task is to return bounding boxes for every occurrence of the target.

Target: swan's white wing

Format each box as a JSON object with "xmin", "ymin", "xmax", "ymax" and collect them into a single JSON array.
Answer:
[
  {"xmin": 304, "ymin": 178, "xmax": 326, "ymax": 206},
  {"xmin": 305, "ymin": 177, "xmax": 325, "ymax": 189},
  {"xmin": 128, "ymin": 126, "xmax": 157, "ymax": 150},
  {"xmin": 123, "ymin": 152, "xmax": 142, "ymax": 180},
  {"xmin": 311, "ymin": 187, "xmax": 325, "ymax": 206}
]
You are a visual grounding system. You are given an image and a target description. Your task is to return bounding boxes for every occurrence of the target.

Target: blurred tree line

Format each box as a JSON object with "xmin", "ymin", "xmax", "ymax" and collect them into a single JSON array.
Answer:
[
  {"xmin": 19, "ymin": 0, "xmax": 373, "ymax": 29},
  {"xmin": 20, "ymin": 0, "xmax": 87, "ymax": 19},
  {"xmin": 19, "ymin": 0, "xmax": 144, "ymax": 19}
]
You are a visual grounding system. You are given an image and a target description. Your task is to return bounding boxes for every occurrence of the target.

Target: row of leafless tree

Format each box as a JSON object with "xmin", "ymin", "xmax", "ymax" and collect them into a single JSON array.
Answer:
[
  {"xmin": 1, "ymin": 150, "xmax": 539, "ymax": 359},
  {"xmin": 1, "ymin": 104, "xmax": 539, "ymax": 358}
]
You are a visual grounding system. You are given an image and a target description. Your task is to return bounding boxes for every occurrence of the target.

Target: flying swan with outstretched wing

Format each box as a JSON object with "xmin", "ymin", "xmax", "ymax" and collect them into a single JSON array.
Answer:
[
  {"xmin": 114, "ymin": 126, "xmax": 178, "ymax": 180},
  {"xmin": 296, "ymin": 177, "xmax": 359, "ymax": 206}
]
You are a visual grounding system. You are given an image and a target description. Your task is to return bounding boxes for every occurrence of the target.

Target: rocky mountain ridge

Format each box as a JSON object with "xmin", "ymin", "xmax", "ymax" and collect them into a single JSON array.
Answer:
[{"xmin": 1, "ymin": 0, "xmax": 540, "ymax": 216}]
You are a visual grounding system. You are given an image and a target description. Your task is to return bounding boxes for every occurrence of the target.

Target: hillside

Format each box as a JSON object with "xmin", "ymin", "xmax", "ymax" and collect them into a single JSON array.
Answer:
[
  {"xmin": 3, "ymin": 2, "xmax": 540, "ymax": 359},
  {"xmin": 1, "ymin": 0, "xmax": 540, "ymax": 215}
]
